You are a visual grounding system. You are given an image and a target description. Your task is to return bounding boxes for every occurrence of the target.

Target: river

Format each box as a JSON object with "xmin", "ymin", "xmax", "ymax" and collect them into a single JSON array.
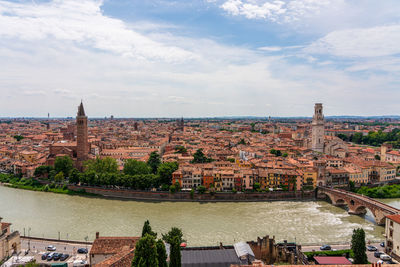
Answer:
[{"xmin": 0, "ymin": 186, "xmax": 393, "ymax": 246}]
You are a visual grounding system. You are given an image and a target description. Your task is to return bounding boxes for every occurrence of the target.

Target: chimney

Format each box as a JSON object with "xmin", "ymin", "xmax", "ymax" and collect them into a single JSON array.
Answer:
[{"xmin": 96, "ymin": 232, "xmax": 99, "ymax": 239}]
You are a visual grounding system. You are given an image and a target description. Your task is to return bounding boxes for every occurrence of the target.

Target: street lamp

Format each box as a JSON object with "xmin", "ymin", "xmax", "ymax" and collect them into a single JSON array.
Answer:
[{"xmin": 28, "ymin": 227, "xmax": 31, "ymax": 252}]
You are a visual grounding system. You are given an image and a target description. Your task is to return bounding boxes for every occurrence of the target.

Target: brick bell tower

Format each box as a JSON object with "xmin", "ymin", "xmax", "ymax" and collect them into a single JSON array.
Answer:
[{"xmin": 76, "ymin": 101, "xmax": 88, "ymax": 170}]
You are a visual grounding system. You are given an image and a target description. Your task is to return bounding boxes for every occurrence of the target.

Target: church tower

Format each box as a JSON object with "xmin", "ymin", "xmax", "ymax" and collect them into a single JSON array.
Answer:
[
  {"xmin": 312, "ymin": 103, "xmax": 325, "ymax": 153},
  {"xmin": 76, "ymin": 101, "xmax": 89, "ymax": 169}
]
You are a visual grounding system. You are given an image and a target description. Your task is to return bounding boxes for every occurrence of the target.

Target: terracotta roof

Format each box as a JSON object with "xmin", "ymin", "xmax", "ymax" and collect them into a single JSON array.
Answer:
[
  {"xmin": 386, "ymin": 214, "xmax": 400, "ymax": 224},
  {"xmin": 90, "ymin": 236, "xmax": 139, "ymax": 255},
  {"xmin": 314, "ymin": 256, "xmax": 352, "ymax": 265}
]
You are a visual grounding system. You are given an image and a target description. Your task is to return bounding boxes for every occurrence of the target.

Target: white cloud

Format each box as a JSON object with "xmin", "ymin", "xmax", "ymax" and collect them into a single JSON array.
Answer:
[
  {"xmin": 305, "ymin": 24, "xmax": 400, "ymax": 58},
  {"xmin": 22, "ymin": 90, "xmax": 46, "ymax": 96},
  {"xmin": 220, "ymin": 0, "xmax": 333, "ymax": 23},
  {"xmin": 0, "ymin": 0, "xmax": 400, "ymax": 117},
  {"xmin": 0, "ymin": 0, "xmax": 195, "ymax": 62}
]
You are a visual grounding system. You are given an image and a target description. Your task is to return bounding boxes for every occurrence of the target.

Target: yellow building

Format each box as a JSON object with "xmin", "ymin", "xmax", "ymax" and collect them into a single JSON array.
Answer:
[
  {"xmin": 386, "ymin": 214, "xmax": 400, "ymax": 261},
  {"xmin": 0, "ymin": 218, "xmax": 21, "ymax": 262},
  {"xmin": 302, "ymin": 169, "xmax": 318, "ymax": 188}
]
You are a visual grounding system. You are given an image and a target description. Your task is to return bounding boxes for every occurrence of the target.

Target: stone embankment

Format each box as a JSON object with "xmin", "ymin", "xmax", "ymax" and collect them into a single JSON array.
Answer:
[{"xmin": 67, "ymin": 184, "xmax": 315, "ymax": 202}]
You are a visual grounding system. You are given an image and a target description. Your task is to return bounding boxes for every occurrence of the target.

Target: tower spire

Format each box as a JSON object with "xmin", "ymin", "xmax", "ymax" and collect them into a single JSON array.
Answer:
[{"xmin": 77, "ymin": 101, "xmax": 86, "ymax": 117}]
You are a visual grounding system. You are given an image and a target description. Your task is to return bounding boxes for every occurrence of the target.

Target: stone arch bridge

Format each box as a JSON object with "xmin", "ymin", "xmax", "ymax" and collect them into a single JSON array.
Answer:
[{"xmin": 318, "ymin": 186, "xmax": 400, "ymax": 225}]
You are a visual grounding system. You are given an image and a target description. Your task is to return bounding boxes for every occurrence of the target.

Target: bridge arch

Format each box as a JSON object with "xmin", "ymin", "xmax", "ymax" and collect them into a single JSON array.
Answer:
[{"xmin": 318, "ymin": 186, "xmax": 399, "ymax": 226}]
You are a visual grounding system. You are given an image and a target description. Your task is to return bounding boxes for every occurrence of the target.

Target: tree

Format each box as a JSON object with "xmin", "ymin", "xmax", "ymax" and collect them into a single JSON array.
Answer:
[
  {"xmin": 349, "ymin": 180, "xmax": 356, "ymax": 192},
  {"xmin": 197, "ymin": 185, "xmax": 206, "ymax": 194},
  {"xmin": 375, "ymin": 154, "xmax": 381, "ymax": 160},
  {"xmin": 147, "ymin": 152, "xmax": 161, "ymax": 174},
  {"xmin": 157, "ymin": 162, "xmax": 179, "ymax": 185},
  {"xmin": 156, "ymin": 239, "xmax": 168, "ymax": 267},
  {"xmin": 84, "ymin": 157, "xmax": 118, "ymax": 173},
  {"xmin": 169, "ymin": 236, "xmax": 181, "ymax": 267},
  {"xmin": 238, "ymin": 139, "xmax": 246, "ymax": 145},
  {"xmin": 282, "ymin": 152, "xmax": 288, "ymax": 157},
  {"xmin": 141, "ymin": 220, "xmax": 157, "ymax": 238},
  {"xmin": 34, "ymin": 165, "xmax": 53, "ymax": 177},
  {"xmin": 191, "ymin": 149, "xmax": 213, "ymax": 164},
  {"xmin": 132, "ymin": 234, "xmax": 158, "ymax": 267},
  {"xmin": 54, "ymin": 156, "xmax": 74, "ymax": 177},
  {"xmin": 162, "ymin": 227, "xmax": 184, "ymax": 245},
  {"xmin": 351, "ymin": 228, "xmax": 368, "ymax": 264},
  {"xmin": 54, "ymin": 171, "xmax": 64, "ymax": 183},
  {"xmin": 253, "ymin": 182, "xmax": 261, "ymax": 191},
  {"xmin": 174, "ymin": 145, "xmax": 187, "ymax": 154},
  {"xmin": 13, "ymin": 135, "xmax": 24, "ymax": 141},
  {"xmin": 69, "ymin": 168, "xmax": 80, "ymax": 184},
  {"xmin": 124, "ymin": 159, "xmax": 150, "ymax": 176}
]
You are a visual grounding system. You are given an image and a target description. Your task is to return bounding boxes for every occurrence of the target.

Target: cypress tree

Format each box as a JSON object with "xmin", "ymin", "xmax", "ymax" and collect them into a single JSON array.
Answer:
[
  {"xmin": 156, "ymin": 239, "xmax": 168, "ymax": 267},
  {"xmin": 351, "ymin": 228, "xmax": 368, "ymax": 264},
  {"xmin": 132, "ymin": 234, "xmax": 158, "ymax": 267},
  {"xmin": 169, "ymin": 236, "xmax": 181, "ymax": 267},
  {"xmin": 141, "ymin": 220, "xmax": 157, "ymax": 238}
]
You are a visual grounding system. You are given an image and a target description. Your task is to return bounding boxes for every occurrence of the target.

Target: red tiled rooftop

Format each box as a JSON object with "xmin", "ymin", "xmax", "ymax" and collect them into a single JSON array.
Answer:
[{"xmin": 314, "ymin": 256, "xmax": 352, "ymax": 265}]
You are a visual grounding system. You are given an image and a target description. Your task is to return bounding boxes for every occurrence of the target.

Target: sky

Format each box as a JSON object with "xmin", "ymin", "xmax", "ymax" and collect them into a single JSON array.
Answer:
[{"xmin": 0, "ymin": 0, "xmax": 400, "ymax": 118}]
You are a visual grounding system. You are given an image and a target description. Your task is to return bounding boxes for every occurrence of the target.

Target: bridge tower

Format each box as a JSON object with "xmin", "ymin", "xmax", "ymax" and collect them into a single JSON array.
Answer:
[{"xmin": 312, "ymin": 103, "xmax": 325, "ymax": 153}]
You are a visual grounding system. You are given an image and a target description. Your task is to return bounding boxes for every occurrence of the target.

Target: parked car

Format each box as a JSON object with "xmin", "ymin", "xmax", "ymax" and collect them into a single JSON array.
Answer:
[
  {"xmin": 380, "ymin": 254, "xmax": 392, "ymax": 261},
  {"xmin": 374, "ymin": 251, "xmax": 384, "ymax": 258},
  {"xmin": 377, "ymin": 260, "xmax": 384, "ymax": 264},
  {"xmin": 73, "ymin": 260, "xmax": 88, "ymax": 267},
  {"xmin": 77, "ymin": 248, "xmax": 88, "ymax": 254},
  {"xmin": 47, "ymin": 252, "xmax": 55, "ymax": 261},
  {"xmin": 41, "ymin": 252, "xmax": 50, "ymax": 260},
  {"xmin": 320, "ymin": 245, "xmax": 332, "ymax": 250},
  {"xmin": 53, "ymin": 253, "xmax": 62, "ymax": 261},
  {"xmin": 367, "ymin": 245, "xmax": 377, "ymax": 251},
  {"xmin": 381, "ymin": 242, "xmax": 385, "ymax": 247},
  {"xmin": 47, "ymin": 245, "xmax": 56, "ymax": 251},
  {"xmin": 60, "ymin": 253, "xmax": 70, "ymax": 261}
]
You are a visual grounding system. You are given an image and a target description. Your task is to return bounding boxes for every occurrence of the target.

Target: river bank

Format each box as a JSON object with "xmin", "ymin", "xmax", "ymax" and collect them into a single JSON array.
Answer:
[{"xmin": 0, "ymin": 174, "xmax": 316, "ymax": 202}]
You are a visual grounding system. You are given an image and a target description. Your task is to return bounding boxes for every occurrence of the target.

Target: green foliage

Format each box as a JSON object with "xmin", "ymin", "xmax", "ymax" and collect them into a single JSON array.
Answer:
[
  {"xmin": 169, "ymin": 236, "xmax": 182, "ymax": 267},
  {"xmin": 197, "ymin": 185, "xmax": 206, "ymax": 194},
  {"xmin": 238, "ymin": 138, "xmax": 246, "ymax": 145},
  {"xmin": 357, "ymin": 184, "xmax": 400, "ymax": 198},
  {"xmin": 282, "ymin": 152, "xmax": 288, "ymax": 157},
  {"xmin": 132, "ymin": 234, "xmax": 158, "ymax": 267},
  {"xmin": 156, "ymin": 239, "xmax": 168, "ymax": 267},
  {"xmin": 190, "ymin": 188, "xmax": 194, "ymax": 199},
  {"xmin": 69, "ymin": 168, "xmax": 80, "ymax": 184},
  {"xmin": 157, "ymin": 161, "xmax": 179, "ymax": 185},
  {"xmin": 169, "ymin": 184, "xmax": 177, "ymax": 193},
  {"xmin": 13, "ymin": 135, "xmax": 24, "ymax": 141},
  {"xmin": 174, "ymin": 145, "xmax": 187, "ymax": 154},
  {"xmin": 304, "ymin": 249, "xmax": 354, "ymax": 261},
  {"xmin": 54, "ymin": 156, "xmax": 74, "ymax": 177},
  {"xmin": 253, "ymin": 182, "xmax": 261, "ymax": 190},
  {"xmin": 270, "ymin": 149, "xmax": 282, "ymax": 156},
  {"xmin": 142, "ymin": 220, "xmax": 157, "ymax": 238},
  {"xmin": 349, "ymin": 180, "xmax": 356, "ymax": 192},
  {"xmin": 162, "ymin": 227, "xmax": 184, "ymax": 245},
  {"xmin": 54, "ymin": 171, "xmax": 64, "ymax": 182},
  {"xmin": 338, "ymin": 128, "xmax": 400, "ymax": 148},
  {"xmin": 191, "ymin": 149, "xmax": 214, "ymax": 163},
  {"xmin": 375, "ymin": 154, "xmax": 381, "ymax": 160},
  {"xmin": 226, "ymin": 158, "xmax": 235, "ymax": 163},
  {"xmin": 147, "ymin": 152, "xmax": 161, "ymax": 174},
  {"xmin": 351, "ymin": 228, "xmax": 368, "ymax": 264},
  {"xmin": 34, "ymin": 165, "xmax": 53, "ymax": 177},
  {"xmin": 123, "ymin": 159, "xmax": 150, "ymax": 176},
  {"xmin": 84, "ymin": 157, "xmax": 119, "ymax": 173}
]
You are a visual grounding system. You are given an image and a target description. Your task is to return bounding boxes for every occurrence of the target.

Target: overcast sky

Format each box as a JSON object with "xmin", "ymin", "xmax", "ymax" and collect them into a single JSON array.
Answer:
[{"xmin": 1, "ymin": 0, "xmax": 400, "ymax": 118}]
